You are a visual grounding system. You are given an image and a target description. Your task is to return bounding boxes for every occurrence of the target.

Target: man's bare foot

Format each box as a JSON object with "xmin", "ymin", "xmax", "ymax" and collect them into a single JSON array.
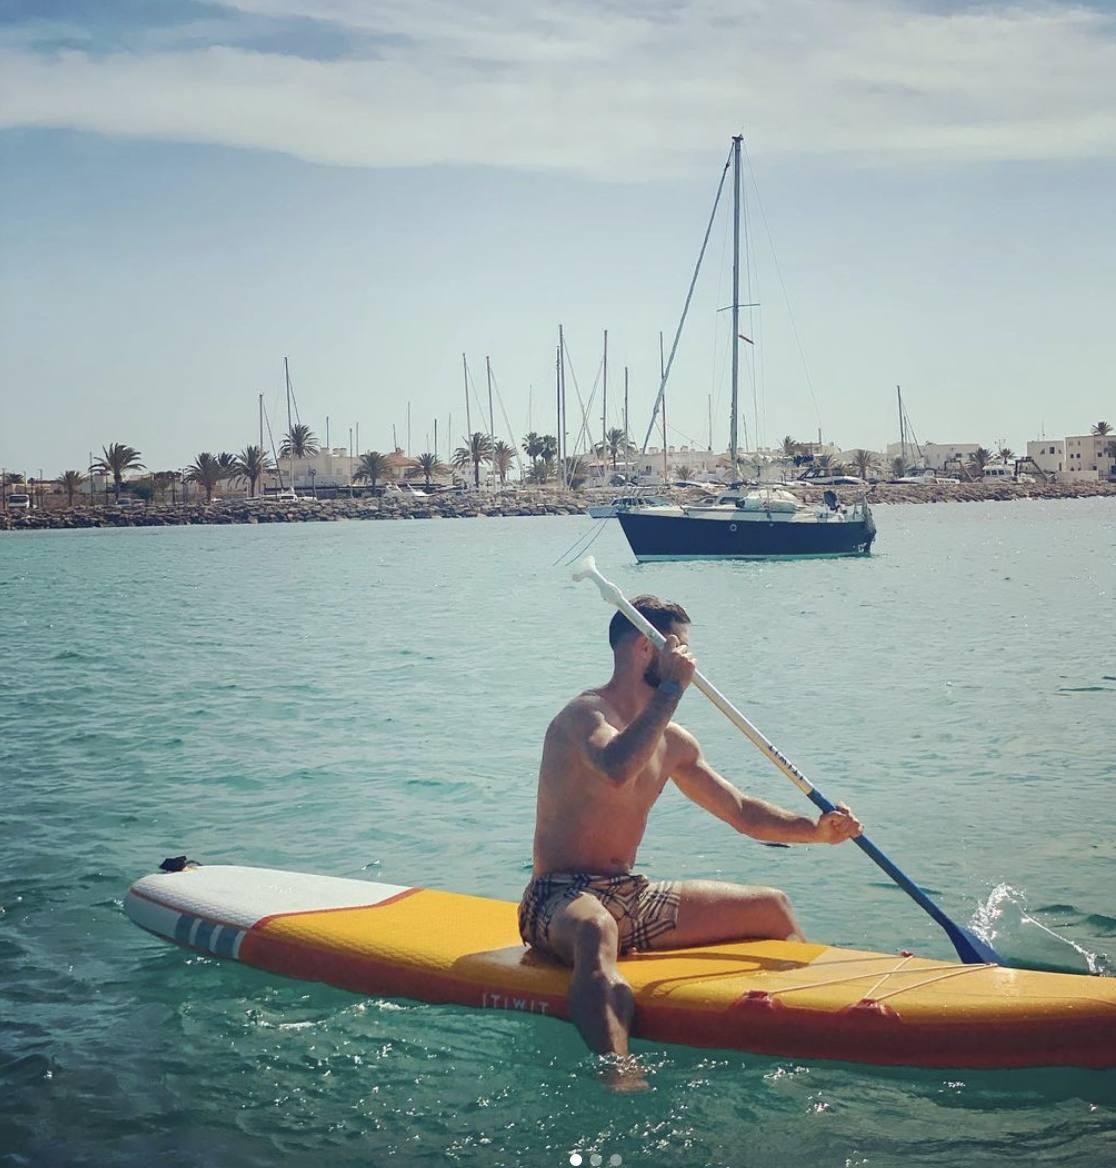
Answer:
[{"xmin": 599, "ymin": 1054, "xmax": 651, "ymax": 1093}]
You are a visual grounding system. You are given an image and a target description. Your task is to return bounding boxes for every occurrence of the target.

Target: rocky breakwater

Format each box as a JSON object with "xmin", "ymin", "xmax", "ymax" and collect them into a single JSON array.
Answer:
[
  {"xmin": 0, "ymin": 491, "xmax": 589, "ymax": 532},
  {"xmin": 844, "ymin": 480, "xmax": 1116, "ymax": 507}
]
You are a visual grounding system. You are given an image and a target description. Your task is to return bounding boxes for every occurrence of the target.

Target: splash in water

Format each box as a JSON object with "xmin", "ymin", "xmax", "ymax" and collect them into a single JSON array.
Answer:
[{"xmin": 970, "ymin": 883, "xmax": 1111, "ymax": 975}]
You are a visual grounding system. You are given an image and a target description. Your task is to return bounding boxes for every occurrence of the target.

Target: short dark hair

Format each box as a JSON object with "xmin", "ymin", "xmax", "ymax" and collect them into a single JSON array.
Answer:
[{"xmin": 608, "ymin": 595, "xmax": 691, "ymax": 649}]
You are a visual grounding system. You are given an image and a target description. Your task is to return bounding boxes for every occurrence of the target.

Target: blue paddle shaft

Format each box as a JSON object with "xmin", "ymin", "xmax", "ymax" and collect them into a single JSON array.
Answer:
[{"xmin": 804, "ymin": 788, "xmax": 1000, "ymax": 965}]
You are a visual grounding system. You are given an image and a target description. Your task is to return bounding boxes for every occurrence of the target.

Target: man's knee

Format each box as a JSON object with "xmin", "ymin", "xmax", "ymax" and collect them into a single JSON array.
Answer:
[
  {"xmin": 762, "ymin": 887, "xmax": 797, "ymax": 938},
  {"xmin": 573, "ymin": 911, "xmax": 620, "ymax": 964}
]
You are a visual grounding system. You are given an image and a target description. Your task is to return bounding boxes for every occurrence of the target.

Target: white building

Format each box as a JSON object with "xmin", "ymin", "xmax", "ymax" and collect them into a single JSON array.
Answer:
[
  {"xmin": 886, "ymin": 441, "xmax": 981, "ymax": 471},
  {"xmin": 1062, "ymin": 434, "xmax": 1115, "ymax": 483},
  {"xmin": 265, "ymin": 447, "xmax": 357, "ymax": 490},
  {"xmin": 629, "ymin": 447, "xmax": 728, "ymax": 484},
  {"xmin": 1026, "ymin": 439, "xmax": 1064, "ymax": 477}
]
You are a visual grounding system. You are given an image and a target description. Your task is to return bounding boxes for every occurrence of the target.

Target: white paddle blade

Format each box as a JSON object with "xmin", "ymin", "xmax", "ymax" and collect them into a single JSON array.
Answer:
[
  {"xmin": 572, "ymin": 556, "xmax": 629, "ymax": 611},
  {"xmin": 570, "ymin": 554, "xmax": 598, "ymax": 582},
  {"xmin": 572, "ymin": 557, "xmax": 667, "ymax": 646}
]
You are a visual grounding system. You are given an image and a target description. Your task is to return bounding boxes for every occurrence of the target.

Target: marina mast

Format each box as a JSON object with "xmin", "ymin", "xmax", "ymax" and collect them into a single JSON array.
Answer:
[
  {"xmin": 602, "ymin": 329, "xmax": 608, "ymax": 451},
  {"xmin": 284, "ymin": 356, "xmax": 294, "ymax": 492},
  {"xmin": 897, "ymin": 385, "xmax": 907, "ymax": 470},
  {"xmin": 462, "ymin": 353, "xmax": 471, "ymax": 437},
  {"xmin": 486, "ymin": 356, "xmax": 495, "ymax": 443},
  {"xmin": 730, "ymin": 134, "xmax": 742, "ymax": 480},
  {"xmin": 660, "ymin": 331, "xmax": 668, "ymax": 484}
]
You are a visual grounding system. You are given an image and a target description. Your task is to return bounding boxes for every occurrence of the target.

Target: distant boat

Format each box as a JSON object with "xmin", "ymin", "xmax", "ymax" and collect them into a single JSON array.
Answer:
[
  {"xmin": 982, "ymin": 462, "xmax": 1032, "ymax": 482},
  {"xmin": 617, "ymin": 137, "xmax": 876, "ymax": 562},
  {"xmin": 618, "ymin": 485, "xmax": 875, "ymax": 561},
  {"xmin": 893, "ymin": 469, "xmax": 960, "ymax": 485},
  {"xmin": 587, "ymin": 492, "xmax": 672, "ymax": 519}
]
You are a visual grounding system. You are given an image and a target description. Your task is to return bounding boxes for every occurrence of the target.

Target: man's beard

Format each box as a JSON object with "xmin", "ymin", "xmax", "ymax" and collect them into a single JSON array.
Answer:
[{"xmin": 643, "ymin": 661, "xmax": 662, "ymax": 689}]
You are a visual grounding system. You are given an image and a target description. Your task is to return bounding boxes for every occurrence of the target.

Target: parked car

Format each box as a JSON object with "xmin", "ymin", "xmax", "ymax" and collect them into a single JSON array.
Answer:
[{"xmin": 6, "ymin": 492, "xmax": 31, "ymax": 511}]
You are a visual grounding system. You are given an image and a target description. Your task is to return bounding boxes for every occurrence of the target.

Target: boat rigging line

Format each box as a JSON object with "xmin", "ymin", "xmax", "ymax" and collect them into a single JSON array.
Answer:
[
  {"xmin": 486, "ymin": 361, "xmax": 527, "ymax": 481},
  {"xmin": 261, "ymin": 399, "xmax": 284, "ymax": 489},
  {"xmin": 641, "ymin": 140, "xmax": 734, "ymax": 456},
  {"xmin": 565, "ymin": 343, "xmax": 605, "ymax": 465},
  {"xmin": 552, "ymin": 516, "xmax": 610, "ymax": 568},
  {"xmin": 557, "ymin": 332, "xmax": 603, "ymax": 488},
  {"xmin": 739, "ymin": 138, "xmax": 822, "ymax": 439}
]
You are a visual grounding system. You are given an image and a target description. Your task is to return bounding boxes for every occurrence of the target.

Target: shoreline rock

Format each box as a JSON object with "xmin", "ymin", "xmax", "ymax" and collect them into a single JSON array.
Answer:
[{"xmin": 2, "ymin": 480, "xmax": 1113, "ymax": 532}]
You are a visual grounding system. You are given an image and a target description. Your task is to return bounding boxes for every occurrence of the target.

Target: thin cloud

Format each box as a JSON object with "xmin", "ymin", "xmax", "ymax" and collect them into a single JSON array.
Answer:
[{"xmin": 1, "ymin": 0, "xmax": 1115, "ymax": 176}]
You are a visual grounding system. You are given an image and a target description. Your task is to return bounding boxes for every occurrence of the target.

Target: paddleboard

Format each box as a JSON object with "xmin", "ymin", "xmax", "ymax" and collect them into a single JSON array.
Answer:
[{"xmin": 124, "ymin": 863, "xmax": 1116, "ymax": 1069}]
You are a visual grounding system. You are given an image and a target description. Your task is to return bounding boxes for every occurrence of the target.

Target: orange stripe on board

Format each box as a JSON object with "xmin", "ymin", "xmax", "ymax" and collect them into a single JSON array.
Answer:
[
  {"xmin": 637, "ymin": 995, "xmax": 1116, "ymax": 1069},
  {"xmin": 238, "ymin": 930, "xmax": 569, "ymax": 1021}
]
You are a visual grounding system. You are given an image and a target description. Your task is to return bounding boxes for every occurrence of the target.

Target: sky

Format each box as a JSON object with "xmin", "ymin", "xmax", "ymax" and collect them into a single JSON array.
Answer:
[{"xmin": 1, "ymin": 0, "xmax": 1115, "ymax": 477}]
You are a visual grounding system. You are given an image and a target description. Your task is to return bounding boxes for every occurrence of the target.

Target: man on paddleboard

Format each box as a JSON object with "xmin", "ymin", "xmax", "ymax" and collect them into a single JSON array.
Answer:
[{"xmin": 519, "ymin": 595, "xmax": 863, "ymax": 1059}]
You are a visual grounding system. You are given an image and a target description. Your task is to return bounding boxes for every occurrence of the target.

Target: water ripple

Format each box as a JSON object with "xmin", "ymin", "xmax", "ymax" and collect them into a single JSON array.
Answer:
[{"xmin": 2, "ymin": 502, "xmax": 1114, "ymax": 1166}]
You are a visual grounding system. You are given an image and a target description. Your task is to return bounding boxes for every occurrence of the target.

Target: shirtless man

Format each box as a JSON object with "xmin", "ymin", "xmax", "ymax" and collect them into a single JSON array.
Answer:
[{"xmin": 518, "ymin": 595, "xmax": 863, "ymax": 1058}]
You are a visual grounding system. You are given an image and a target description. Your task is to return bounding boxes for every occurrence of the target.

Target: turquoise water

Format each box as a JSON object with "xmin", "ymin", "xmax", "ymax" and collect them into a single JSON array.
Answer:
[{"xmin": 2, "ymin": 498, "xmax": 1114, "ymax": 1167}]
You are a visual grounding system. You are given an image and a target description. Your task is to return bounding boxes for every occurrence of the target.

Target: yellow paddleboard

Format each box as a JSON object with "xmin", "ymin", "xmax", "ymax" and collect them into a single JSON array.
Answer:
[{"xmin": 125, "ymin": 864, "xmax": 1116, "ymax": 1069}]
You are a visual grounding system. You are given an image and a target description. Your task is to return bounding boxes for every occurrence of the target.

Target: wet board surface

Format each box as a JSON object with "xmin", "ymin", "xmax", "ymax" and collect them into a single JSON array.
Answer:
[{"xmin": 125, "ymin": 865, "xmax": 1116, "ymax": 1069}]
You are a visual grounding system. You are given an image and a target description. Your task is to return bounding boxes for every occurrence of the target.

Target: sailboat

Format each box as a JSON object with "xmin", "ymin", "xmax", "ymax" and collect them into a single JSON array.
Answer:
[{"xmin": 616, "ymin": 136, "xmax": 876, "ymax": 561}]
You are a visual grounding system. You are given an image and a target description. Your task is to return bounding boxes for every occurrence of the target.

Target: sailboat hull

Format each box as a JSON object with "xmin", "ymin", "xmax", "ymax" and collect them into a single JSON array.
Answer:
[{"xmin": 617, "ymin": 509, "xmax": 876, "ymax": 561}]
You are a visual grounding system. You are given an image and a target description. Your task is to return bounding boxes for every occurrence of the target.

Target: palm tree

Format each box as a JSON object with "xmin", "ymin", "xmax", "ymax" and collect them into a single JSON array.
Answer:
[
  {"xmin": 522, "ymin": 432, "xmax": 545, "ymax": 462},
  {"xmin": 850, "ymin": 449, "xmax": 876, "ymax": 480},
  {"xmin": 968, "ymin": 447, "xmax": 994, "ymax": 478},
  {"xmin": 186, "ymin": 452, "xmax": 223, "ymax": 503},
  {"xmin": 92, "ymin": 443, "xmax": 144, "ymax": 501},
  {"xmin": 354, "ymin": 451, "xmax": 392, "ymax": 492},
  {"xmin": 492, "ymin": 440, "xmax": 516, "ymax": 486},
  {"xmin": 526, "ymin": 460, "xmax": 550, "ymax": 485},
  {"xmin": 675, "ymin": 465, "xmax": 693, "ymax": 482},
  {"xmin": 453, "ymin": 432, "xmax": 494, "ymax": 488},
  {"xmin": 599, "ymin": 427, "xmax": 633, "ymax": 473},
  {"xmin": 997, "ymin": 445, "xmax": 1016, "ymax": 464},
  {"xmin": 1091, "ymin": 421, "xmax": 1112, "ymax": 436},
  {"xmin": 233, "ymin": 446, "xmax": 271, "ymax": 498},
  {"xmin": 782, "ymin": 435, "xmax": 797, "ymax": 457},
  {"xmin": 411, "ymin": 452, "xmax": 448, "ymax": 486},
  {"xmin": 216, "ymin": 452, "xmax": 237, "ymax": 484},
  {"xmin": 156, "ymin": 470, "xmax": 182, "ymax": 504},
  {"xmin": 280, "ymin": 423, "xmax": 320, "ymax": 459},
  {"xmin": 58, "ymin": 469, "xmax": 84, "ymax": 506}
]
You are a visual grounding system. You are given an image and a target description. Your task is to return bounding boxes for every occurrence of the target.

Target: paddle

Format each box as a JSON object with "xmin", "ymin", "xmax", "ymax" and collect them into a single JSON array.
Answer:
[{"xmin": 572, "ymin": 555, "xmax": 1003, "ymax": 966}]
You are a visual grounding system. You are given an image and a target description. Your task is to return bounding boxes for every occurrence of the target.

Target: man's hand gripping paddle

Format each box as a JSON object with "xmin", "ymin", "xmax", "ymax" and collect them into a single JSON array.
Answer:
[{"xmin": 572, "ymin": 555, "xmax": 1003, "ymax": 966}]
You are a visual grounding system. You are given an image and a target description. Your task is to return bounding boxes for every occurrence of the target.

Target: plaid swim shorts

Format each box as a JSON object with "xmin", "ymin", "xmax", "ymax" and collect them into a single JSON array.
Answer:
[{"xmin": 518, "ymin": 871, "xmax": 681, "ymax": 959}]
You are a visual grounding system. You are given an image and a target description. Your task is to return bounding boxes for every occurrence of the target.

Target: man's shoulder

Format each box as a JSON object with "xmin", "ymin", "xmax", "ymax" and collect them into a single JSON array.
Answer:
[
  {"xmin": 550, "ymin": 688, "xmax": 612, "ymax": 731},
  {"xmin": 560, "ymin": 687, "xmax": 611, "ymax": 718},
  {"xmin": 664, "ymin": 719, "xmax": 701, "ymax": 757}
]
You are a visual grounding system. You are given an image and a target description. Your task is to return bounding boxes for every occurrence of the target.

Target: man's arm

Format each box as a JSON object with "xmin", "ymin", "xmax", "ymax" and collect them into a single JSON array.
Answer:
[
  {"xmin": 571, "ymin": 687, "xmax": 683, "ymax": 787},
  {"xmin": 670, "ymin": 728, "xmax": 862, "ymax": 844},
  {"xmin": 571, "ymin": 633, "xmax": 698, "ymax": 788}
]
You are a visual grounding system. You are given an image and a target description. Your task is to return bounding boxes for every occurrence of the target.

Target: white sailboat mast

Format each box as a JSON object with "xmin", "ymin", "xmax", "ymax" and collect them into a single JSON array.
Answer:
[
  {"xmin": 602, "ymin": 329, "xmax": 608, "ymax": 451},
  {"xmin": 730, "ymin": 134, "xmax": 742, "ymax": 479},
  {"xmin": 462, "ymin": 353, "xmax": 471, "ymax": 437},
  {"xmin": 897, "ymin": 385, "xmax": 906, "ymax": 469},
  {"xmin": 285, "ymin": 356, "xmax": 294, "ymax": 492}
]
